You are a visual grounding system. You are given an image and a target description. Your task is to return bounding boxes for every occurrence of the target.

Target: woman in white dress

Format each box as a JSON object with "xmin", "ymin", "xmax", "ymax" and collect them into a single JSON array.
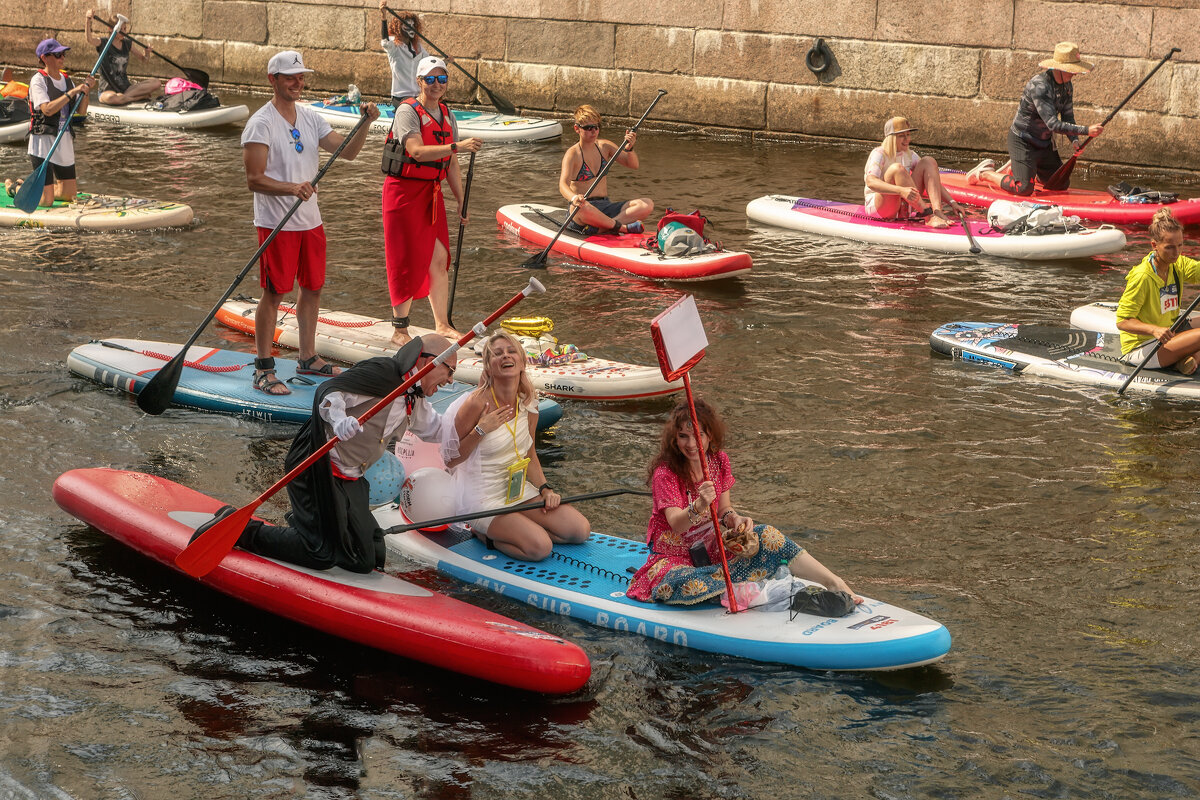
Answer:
[{"xmin": 442, "ymin": 332, "xmax": 589, "ymax": 561}]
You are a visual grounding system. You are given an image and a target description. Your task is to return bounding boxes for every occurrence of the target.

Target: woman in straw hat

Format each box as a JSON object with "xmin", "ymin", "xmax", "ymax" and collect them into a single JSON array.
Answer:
[
  {"xmin": 864, "ymin": 116, "xmax": 960, "ymax": 228},
  {"xmin": 965, "ymin": 42, "xmax": 1103, "ymax": 195}
]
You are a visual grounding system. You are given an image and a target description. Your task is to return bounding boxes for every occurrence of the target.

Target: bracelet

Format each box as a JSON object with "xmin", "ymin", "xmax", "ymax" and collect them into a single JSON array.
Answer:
[
  {"xmin": 474, "ymin": 424, "xmax": 485, "ymax": 437},
  {"xmin": 721, "ymin": 510, "xmax": 736, "ymax": 526}
]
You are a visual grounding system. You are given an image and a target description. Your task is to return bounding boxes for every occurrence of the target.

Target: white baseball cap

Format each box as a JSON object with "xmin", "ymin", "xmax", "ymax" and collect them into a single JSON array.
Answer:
[
  {"xmin": 267, "ymin": 50, "xmax": 313, "ymax": 76},
  {"xmin": 416, "ymin": 56, "xmax": 447, "ymax": 78}
]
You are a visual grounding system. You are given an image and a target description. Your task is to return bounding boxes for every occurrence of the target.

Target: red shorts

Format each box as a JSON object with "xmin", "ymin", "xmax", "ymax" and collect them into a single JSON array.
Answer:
[{"xmin": 256, "ymin": 225, "xmax": 327, "ymax": 294}]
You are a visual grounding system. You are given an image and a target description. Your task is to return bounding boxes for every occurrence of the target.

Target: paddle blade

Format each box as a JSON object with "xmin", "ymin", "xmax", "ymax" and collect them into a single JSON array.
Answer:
[
  {"xmin": 183, "ymin": 67, "xmax": 210, "ymax": 89},
  {"xmin": 1042, "ymin": 156, "xmax": 1077, "ymax": 192},
  {"xmin": 484, "ymin": 87, "xmax": 517, "ymax": 116},
  {"xmin": 521, "ymin": 251, "xmax": 549, "ymax": 269},
  {"xmin": 135, "ymin": 352, "xmax": 186, "ymax": 415},
  {"xmin": 13, "ymin": 165, "xmax": 48, "ymax": 214},
  {"xmin": 174, "ymin": 504, "xmax": 257, "ymax": 577}
]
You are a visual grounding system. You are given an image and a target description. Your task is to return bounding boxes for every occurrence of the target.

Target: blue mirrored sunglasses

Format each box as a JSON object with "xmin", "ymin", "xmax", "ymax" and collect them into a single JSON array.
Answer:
[
  {"xmin": 420, "ymin": 74, "xmax": 449, "ymax": 85},
  {"xmin": 290, "ymin": 127, "xmax": 303, "ymax": 153}
]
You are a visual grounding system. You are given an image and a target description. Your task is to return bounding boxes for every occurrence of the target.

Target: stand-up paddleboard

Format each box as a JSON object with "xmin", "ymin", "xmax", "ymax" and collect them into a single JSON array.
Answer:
[
  {"xmin": 216, "ymin": 298, "xmax": 682, "ymax": 401},
  {"xmin": 930, "ymin": 321, "xmax": 1200, "ymax": 398},
  {"xmin": 0, "ymin": 191, "xmax": 193, "ymax": 230},
  {"xmin": 746, "ymin": 194, "xmax": 1126, "ymax": 260},
  {"xmin": 377, "ymin": 510, "xmax": 951, "ymax": 671},
  {"xmin": 53, "ymin": 468, "xmax": 591, "ymax": 693},
  {"xmin": 86, "ymin": 101, "xmax": 249, "ymax": 129},
  {"xmin": 68, "ymin": 338, "xmax": 562, "ymax": 428},
  {"xmin": 1069, "ymin": 302, "xmax": 1121, "ymax": 333},
  {"xmin": 497, "ymin": 204, "xmax": 753, "ymax": 282},
  {"xmin": 939, "ymin": 170, "xmax": 1200, "ymax": 226},
  {"xmin": 0, "ymin": 121, "xmax": 24, "ymax": 144},
  {"xmin": 302, "ymin": 101, "xmax": 562, "ymax": 142}
]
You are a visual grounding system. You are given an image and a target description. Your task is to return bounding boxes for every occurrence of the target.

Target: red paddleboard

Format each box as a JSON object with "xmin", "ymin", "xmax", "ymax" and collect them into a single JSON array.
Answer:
[
  {"xmin": 52, "ymin": 468, "xmax": 591, "ymax": 694},
  {"xmin": 939, "ymin": 170, "xmax": 1200, "ymax": 225},
  {"xmin": 497, "ymin": 203, "xmax": 752, "ymax": 282}
]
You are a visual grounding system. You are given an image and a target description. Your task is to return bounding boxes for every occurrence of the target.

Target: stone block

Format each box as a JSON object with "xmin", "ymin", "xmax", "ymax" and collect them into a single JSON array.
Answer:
[
  {"xmin": 130, "ymin": 0, "xmax": 202, "ymax": 37},
  {"xmin": 554, "ymin": 66, "xmax": 630, "ymax": 118},
  {"xmin": 268, "ymin": 3, "xmax": 365, "ymax": 52},
  {"xmin": 694, "ymin": 31, "xmax": 816, "ymax": 87},
  {"xmin": 222, "ymin": 40, "xmax": 280, "ymax": 87},
  {"xmin": 1070, "ymin": 109, "xmax": 1200, "ymax": 170},
  {"xmin": 124, "ymin": 36, "xmax": 226, "ymax": 83},
  {"xmin": 507, "ymin": 19, "xmax": 615, "ymax": 69},
  {"xmin": 983, "ymin": 50, "xmax": 1173, "ymax": 113},
  {"xmin": 1168, "ymin": 62, "xmax": 1200, "ymax": 119},
  {"xmin": 445, "ymin": 0, "xmax": 542, "ymax": 19},
  {"xmin": 300, "ymin": 48, "xmax": 393, "ymax": 96},
  {"xmin": 0, "ymin": 26, "xmax": 49, "ymax": 72},
  {"xmin": 615, "ymin": 26, "xmax": 693, "ymax": 75},
  {"xmin": 722, "ymin": 0, "xmax": 876, "ymax": 39},
  {"xmin": 1013, "ymin": 0, "xmax": 1153, "ymax": 58},
  {"xmin": 774, "ymin": 39, "xmax": 979, "ymax": 96},
  {"xmin": 204, "ymin": 2, "xmax": 267, "ymax": 45},
  {"xmin": 630, "ymin": 73, "xmax": 765, "ymax": 130},
  {"xmin": 476, "ymin": 60, "xmax": 557, "ymax": 112},
  {"xmin": 876, "ymin": 0, "xmax": 1013, "ymax": 48},
  {"xmin": 421, "ymin": 15, "xmax": 507, "ymax": 60},
  {"xmin": 1152, "ymin": 9, "xmax": 1200, "ymax": 63},
  {"xmin": 766, "ymin": 83, "xmax": 1015, "ymax": 153},
  {"xmin": 452, "ymin": 0, "xmax": 721, "ymax": 26},
  {"xmin": 4, "ymin": 0, "xmax": 132, "ymax": 33}
]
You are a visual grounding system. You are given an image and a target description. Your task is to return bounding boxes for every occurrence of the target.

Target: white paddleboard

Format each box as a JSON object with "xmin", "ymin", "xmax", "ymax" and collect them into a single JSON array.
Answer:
[{"xmin": 86, "ymin": 101, "xmax": 249, "ymax": 129}]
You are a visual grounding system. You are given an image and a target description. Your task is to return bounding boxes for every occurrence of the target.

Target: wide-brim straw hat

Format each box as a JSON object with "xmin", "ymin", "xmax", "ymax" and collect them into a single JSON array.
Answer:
[{"xmin": 1040, "ymin": 42, "xmax": 1094, "ymax": 74}]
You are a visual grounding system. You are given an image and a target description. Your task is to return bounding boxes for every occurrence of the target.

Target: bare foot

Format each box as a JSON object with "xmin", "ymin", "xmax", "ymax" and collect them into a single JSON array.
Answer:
[
  {"xmin": 390, "ymin": 329, "xmax": 413, "ymax": 347},
  {"xmin": 435, "ymin": 326, "xmax": 463, "ymax": 340},
  {"xmin": 927, "ymin": 212, "xmax": 951, "ymax": 229}
]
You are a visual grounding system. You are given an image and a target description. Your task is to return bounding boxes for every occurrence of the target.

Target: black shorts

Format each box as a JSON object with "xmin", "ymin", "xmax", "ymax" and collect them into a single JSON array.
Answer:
[
  {"xmin": 1006, "ymin": 129, "xmax": 1064, "ymax": 192},
  {"xmin": 567, "ymin": 197, "xmax": 628, "ymax": 235},
  {"xmin": 30, "ymin": 155, "xmax": 77, "ymax": 182}
]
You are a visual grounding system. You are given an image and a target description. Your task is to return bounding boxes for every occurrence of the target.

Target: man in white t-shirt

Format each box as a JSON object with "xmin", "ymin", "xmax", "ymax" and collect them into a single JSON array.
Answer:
[{"xmin": 241, "ymin": 50, "xmax": 378, "ymax": 395}]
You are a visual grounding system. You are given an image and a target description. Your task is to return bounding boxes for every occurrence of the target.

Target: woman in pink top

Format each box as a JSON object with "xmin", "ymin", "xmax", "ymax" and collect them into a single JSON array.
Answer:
[{"xmin": 626, "ymin": 400, "xmax": 860, "ymax": 606}]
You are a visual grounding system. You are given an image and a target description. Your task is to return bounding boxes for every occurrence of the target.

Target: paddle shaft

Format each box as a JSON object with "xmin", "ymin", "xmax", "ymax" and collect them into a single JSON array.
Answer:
[
  {"xmin": 384, "ymin": 488, "xmax": 651, "ymax": 534},
  {"xmin": 524, "ymin": 89, "xmax": 667, "ymax": 267},
  {"xmin": 1045, "ymin": 47, "xmax": 1180, "ymax": 189},
  {"xmin": 956, "ymin": 207, "xmax": 982, "ymax": 254},
  {"xmin": 95, "ymin": 16, "xmax": 209, "ymax": 86},
  {"xmin": 385, "ymin": 7, "xmax": 516, "ymax": 115},
  {"xmin": 14, "ymin": 17, "xmax": 126, "ymax": 213},
  {"xmin": 446, "ymin": 151, "xmax": 476, "ymax": 325},
  {"xmin": 135, "ymin": 111, "xmax": 373, "ymax": 415},
  {"xmin": 174, "ymin": 278, "xmax": 545, "ymax": 577},
  {"xmin": 1117, "ymin": 287, "xmax": 1200, "ymax": 394},
  {"xmin": 682, "ymin": 372, "xmax": 740, "ymax": 613}
]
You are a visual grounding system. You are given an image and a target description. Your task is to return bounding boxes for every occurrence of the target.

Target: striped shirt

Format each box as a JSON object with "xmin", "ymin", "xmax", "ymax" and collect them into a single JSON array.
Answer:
[{"xmin": 1010, "ymin": 70, "xmax": 1088, "ymax": 149}]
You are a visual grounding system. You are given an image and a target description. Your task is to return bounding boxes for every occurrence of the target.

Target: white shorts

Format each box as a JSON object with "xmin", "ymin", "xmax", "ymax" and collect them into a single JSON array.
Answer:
[{"xmin": 1120, "ymin": 342, "xmax": 1164, "ymax": 370}]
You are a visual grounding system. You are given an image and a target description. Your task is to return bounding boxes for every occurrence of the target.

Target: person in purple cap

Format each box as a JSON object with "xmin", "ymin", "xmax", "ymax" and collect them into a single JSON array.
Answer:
[{"xmin": 25, "ymin": 38, "xmax": 96, "ymax": 207}]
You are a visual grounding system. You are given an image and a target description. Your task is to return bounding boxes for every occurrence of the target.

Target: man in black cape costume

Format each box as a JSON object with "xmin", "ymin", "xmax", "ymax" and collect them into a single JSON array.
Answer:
[{"xmin": 202, "ymin": 335, "xmax": 457, "ymax": 573}]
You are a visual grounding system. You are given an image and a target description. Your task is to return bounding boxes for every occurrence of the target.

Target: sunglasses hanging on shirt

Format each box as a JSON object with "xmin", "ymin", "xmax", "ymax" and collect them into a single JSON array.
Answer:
[{"xmin": 289, "ymin": 127, "xmax": 303, "ymax": 153}]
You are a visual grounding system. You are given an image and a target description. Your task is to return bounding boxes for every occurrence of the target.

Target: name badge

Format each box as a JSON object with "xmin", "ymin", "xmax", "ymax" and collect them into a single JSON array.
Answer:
[{"xmin": 1161, "ymin": 284, "xmax": 1180, "ymax": 315}]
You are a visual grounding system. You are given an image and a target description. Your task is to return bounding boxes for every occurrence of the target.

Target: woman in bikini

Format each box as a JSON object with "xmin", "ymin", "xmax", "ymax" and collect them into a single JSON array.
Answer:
[
  {"xmin": 863, "ymin": 116, "xmax": 960, "ymax": 228},
  {"xmin": 557, "ymin": 104, "xmax": 653, "ymax": 235}
]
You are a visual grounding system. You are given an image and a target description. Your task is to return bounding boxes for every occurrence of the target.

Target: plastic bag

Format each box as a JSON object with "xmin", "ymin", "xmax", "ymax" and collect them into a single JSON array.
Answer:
[{"xmin": 987, "ymin": 199, "xmax": 1082, "ymax": 235}]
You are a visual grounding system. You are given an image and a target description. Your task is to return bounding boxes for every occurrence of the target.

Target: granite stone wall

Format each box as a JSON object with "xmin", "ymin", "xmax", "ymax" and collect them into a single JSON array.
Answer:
[{"xmin": 3, "ymin": 0, "xmax": 1198, "ymax": 170}]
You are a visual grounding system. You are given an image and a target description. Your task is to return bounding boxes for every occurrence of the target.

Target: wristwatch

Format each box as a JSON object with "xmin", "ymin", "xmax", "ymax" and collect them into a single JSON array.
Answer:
[
  {"xmin": 450, "ymin": 142, "xmax": 458, "ymax": 153},
  {"xmin": 538, "ymin": 482, "xmax": 552, "ymax": 493}
]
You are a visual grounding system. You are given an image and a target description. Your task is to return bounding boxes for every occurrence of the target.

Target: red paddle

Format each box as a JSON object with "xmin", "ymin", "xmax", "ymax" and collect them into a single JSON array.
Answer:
[{"xmin": 175, "ymin": 278, "xmax": 546, "ymax": 578}]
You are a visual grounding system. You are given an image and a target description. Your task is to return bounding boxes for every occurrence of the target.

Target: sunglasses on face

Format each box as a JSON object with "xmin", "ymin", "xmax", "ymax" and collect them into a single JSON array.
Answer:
[
  {"xmin": 575, "ymin": 124, "xmax": 599, "ymax": 131},
  {"xmin": 420, "ymin": 74, "xmax": 449, "ymax": 85},
  {"xmin": 420, "ymin": 352, "xmax": 455, "ymax": 378},
  {"xmin": 290, "ymin": 127, "xmax": 303, "ymax": 153}
]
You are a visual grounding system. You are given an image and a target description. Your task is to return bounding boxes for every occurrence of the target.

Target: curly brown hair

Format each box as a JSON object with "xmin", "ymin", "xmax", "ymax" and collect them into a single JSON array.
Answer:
[
  {"xmin": 647, "ymin": 398, "xmax": 726, "ymax": 486},
  {"xmin": 387, "ymin": 13, "xmax": 421, "ymax": 44}
]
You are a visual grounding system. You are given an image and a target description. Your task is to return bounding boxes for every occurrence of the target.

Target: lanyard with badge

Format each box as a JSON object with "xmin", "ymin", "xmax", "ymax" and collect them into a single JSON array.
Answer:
[{"xmin": 490, "ymin": 386, "xmax": 531, "ymax": 503}]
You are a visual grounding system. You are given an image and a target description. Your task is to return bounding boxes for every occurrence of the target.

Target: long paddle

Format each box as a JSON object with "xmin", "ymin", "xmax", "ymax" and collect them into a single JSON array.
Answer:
[
  {"xmin": 1043, "ymin": 47, "xmax": 1180, "ymax": 191},
  {"xmin": 955, "ymin": 206, "xmax": 982, "ymax": 255},
  {"xmin": 522, "ymin": 89, "xmax": 668, "ymax": 269},
  {"xmin": 136, "ymin": 111, "xmax": 373, "ymax": 415},
  {"xmin": 446, "ymin": 151, "xmax": 475, "ymax": 327},
  {"xmin": 384, "ymin": 8, "xmax": 515, "ymax": 115},
  {"xmin": 384, "ymin": 487, "xmax": 651, "ymax": 534},
  {"xmin": 95, "ymin": 16, "xmax": 210, "ymax": 89},
  {"xmin": 175, "ymin": 277, "xmax": 546, "ymax": 578},
  {"xmin": 13, "ymin": 16, "xmax": 128, "ymax": 214},
  {"xmin": 1116, "ymin": 290, "xmax": 1200, "ymax": 395}
]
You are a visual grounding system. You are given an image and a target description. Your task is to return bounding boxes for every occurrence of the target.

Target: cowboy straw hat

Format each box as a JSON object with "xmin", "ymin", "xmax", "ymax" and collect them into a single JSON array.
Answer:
[{"xmin": 1040, "ymin": 42, "xmax": 1094, "ymax": 74}]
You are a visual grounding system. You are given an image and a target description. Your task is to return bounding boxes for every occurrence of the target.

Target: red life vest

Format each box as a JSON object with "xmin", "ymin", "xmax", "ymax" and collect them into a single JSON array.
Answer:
[{"xmin": 392, "ymin": 98, "xmax": 453, "ymax": 181}]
